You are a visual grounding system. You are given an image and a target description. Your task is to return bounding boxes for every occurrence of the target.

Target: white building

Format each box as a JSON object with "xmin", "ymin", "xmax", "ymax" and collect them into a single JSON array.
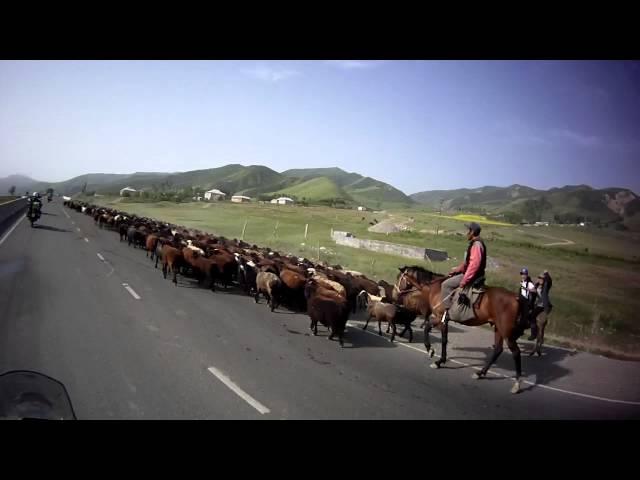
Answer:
[
  {"xmin": 357, "ymin": 206, "xmax": 367, "ymax": 211},
  {"xmin": 120, "ymin": 186, "xmax": 137, "ymax": 196},
  {"xmin": 231, "ymin": 195, "xmax": 252, "ymax": 203},
  {"xmin": 204, "ymin": 189, "xmax": 227, "ymax": 201},
  {"xmin": 275, "ymin": 196, "xmax": 294, "ymax": 205}
]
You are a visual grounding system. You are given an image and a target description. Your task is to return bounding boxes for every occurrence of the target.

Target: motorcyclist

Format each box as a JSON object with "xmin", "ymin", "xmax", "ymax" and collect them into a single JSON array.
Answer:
[{"xmin": 28, "ymin": 192, "xmax": 43, "ymax": 220}]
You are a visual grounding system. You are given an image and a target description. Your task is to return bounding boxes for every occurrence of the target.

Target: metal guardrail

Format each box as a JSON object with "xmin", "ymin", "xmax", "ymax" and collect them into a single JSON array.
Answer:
[{"xmin": 0, "ymin": 197, "xmax": 29, "ymax": 233}]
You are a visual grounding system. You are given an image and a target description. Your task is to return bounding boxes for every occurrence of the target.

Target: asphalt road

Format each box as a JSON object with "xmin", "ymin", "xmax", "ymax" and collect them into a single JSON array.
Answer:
[{"xmin": 0, "ymin": 199, "xmax": 638, "ymax": 419}]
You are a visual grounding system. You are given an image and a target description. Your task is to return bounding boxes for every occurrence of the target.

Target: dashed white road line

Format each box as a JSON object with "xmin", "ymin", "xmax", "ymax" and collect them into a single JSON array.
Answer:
[
  {"xmin": 347, "ymin": 321, "xmax": 640, "ymax": 406},
  {"xmin": 207, "ymin": 366, "xmax": 270, "ymax": 415},
  {"xmin": 61, "ymin": 208, "xmax": 70, "ymax": 219},
  {"xmin": 97, "ymin": 253, "xmax": 105, "ymax": 261},
  {"xmin": 0, "ymin": 215, "xmax": 25, "ymax": 248},
  {"xmin": 84, "ymin": 237, "xmax": 89, "ymax": 243},
  {"xmin": 122, "ymin": 283, "xmax": 141, "ymax": 300},
  {"xmin": 76, "ymin": 227, "xmax": 81, "ymax": 232}
]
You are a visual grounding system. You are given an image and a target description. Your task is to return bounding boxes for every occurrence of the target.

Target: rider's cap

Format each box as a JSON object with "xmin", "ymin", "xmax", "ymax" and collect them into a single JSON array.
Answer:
[
  {"xmin": 520, "ymin": 267, "xmax": 529, "ymax": 275},
  {"xmin": 464, "ymin": 222, "xmax": 481, "ymax": 235}
]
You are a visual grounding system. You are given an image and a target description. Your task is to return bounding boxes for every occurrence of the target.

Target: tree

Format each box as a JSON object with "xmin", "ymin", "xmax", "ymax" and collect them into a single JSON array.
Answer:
[{"xmin": 8, "ymin": 185, "xmax": 16, "ymax": 195}]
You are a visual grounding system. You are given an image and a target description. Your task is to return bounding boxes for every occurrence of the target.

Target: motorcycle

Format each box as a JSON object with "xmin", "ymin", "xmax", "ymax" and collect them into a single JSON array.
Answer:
[
  {"xmin": 0, "ymin": 370, "xmax": 77, "ymax": 420},
  {"xmin": 27, "ymin": 202, "xmax": 42, "ymax": 227}
]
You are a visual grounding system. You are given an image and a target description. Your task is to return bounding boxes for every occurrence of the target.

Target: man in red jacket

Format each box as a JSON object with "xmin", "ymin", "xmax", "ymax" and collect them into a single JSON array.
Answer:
[{"xmin": 440, "ymin": 222, "xmax": 487, "ymax": 315}]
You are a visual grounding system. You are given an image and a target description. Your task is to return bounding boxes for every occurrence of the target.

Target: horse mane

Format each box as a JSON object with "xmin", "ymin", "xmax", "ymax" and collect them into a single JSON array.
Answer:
[{"xmin": 401, "ymin": 265, "xmax": 444, "ymax": 284}]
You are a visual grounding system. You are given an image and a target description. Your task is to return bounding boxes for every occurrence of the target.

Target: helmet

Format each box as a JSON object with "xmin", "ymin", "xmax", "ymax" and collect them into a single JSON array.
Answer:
[{"xmin": 520, "ymin": 268, "xmax": 528, "ymax": 275}]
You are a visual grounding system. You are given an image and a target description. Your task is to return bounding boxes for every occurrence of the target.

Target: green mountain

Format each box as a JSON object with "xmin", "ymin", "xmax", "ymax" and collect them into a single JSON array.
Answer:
[
  {"xmin": 410, "ymin": 184, "xmax": 639, "ymax": 226},
  {"xmin": 1, "ymin": 164, "xmax": 413, "ymax": 209},
  {"xmin": 269, "ymin": 176, "xmax": 349, "ymax": 202},
  {"xmin": 281, "ymin": 167, "xmax": 414, "ymax": 207}
]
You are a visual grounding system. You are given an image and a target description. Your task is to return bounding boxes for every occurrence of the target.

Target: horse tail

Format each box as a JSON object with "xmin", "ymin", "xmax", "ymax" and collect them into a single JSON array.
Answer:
[{"xmin": 512, "ymin": 296, "xmax": 526, "ymax": 340}]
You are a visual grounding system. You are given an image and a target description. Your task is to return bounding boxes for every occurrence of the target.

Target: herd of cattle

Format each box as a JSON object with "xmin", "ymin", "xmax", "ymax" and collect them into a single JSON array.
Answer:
[{"xmin": 64, "ymin": 200, "xmax": 426, "ymax": 347}]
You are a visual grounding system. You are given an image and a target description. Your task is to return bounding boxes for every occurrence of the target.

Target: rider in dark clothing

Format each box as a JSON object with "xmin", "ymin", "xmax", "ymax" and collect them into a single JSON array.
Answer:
[
  {"xmin": 28, "ymin": 192, "xmax": 43, "ymax": 218},
  {"xmin": 518, "ymin": 267, "xmax": 537, "ymax": 339},
  {"xmin": 531, "ymin": 271, "xmax": 553, "ymax": 339}
]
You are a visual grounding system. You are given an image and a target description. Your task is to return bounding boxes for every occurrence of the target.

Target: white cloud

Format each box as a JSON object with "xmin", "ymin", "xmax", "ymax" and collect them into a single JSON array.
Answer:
[
  {"xmin": 324, "ymin": 60, "xmax": 386, "ymax": 70},
  {"xmin": 244, "ymin": 65, "xmax": 300, "ymax": 82}
]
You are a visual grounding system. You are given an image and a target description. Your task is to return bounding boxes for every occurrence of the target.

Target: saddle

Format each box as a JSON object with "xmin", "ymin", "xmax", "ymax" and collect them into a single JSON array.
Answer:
[{"xmin": 448, "ymin": 278, "xmax": 486, "ymax": 322}]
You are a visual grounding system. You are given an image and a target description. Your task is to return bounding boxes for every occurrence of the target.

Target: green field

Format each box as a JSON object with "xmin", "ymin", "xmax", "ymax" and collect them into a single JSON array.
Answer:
[{"xmin": 83, "ymin": 196, "xmax": 640, "ymax": 357}]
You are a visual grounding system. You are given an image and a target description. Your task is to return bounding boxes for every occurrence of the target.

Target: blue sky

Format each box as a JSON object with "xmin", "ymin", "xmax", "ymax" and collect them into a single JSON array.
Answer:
[{"xmin": 1, "ymin": 60, "xmax": 639, "ymax": 194}]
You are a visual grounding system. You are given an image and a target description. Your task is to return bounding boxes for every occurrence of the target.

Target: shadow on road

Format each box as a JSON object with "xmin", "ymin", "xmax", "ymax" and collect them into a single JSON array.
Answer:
[
  {"xmin": 33, "ymin": 224, "xmax": 70, "ymax": 233},
  {"xmin": 451, "ymin": 344, "xmax": 573, "ymax": 389},
  {"xmin": 41, "ymin": 212, "xmax": 58, "ymax": 216}
]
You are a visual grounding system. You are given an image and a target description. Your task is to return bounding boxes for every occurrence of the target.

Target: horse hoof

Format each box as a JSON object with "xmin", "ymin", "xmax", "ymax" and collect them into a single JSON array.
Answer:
[
  {"xmin": 429, "ymin": 348, "xmax": 435, "ymax": 358},
  {"xmin": 511, "ymin": 381, "xmax": 521, "ymax": 394},
  {"xmin": 472, "ymin": 372, "xmax": 482, "ymax": 380},
  {"xmin": 430, "ymin": 362, "xmax": 439, "ymax": 369}
]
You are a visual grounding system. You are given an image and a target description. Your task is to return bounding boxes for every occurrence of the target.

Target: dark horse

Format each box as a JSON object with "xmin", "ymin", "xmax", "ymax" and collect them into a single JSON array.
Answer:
[{"xmin": 396, "ymin": 266, "xmax": 525, "ymax": 394}]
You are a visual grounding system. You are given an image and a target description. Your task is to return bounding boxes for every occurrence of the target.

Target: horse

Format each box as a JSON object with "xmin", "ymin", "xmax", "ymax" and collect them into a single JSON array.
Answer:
[{"xmin": 396, "ymin": 266, "xmax": 525, "ymax": 394}]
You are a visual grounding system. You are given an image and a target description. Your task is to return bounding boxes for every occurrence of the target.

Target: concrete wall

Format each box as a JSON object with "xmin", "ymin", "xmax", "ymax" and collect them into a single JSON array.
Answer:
[{"xmin": 331, "ymin": 231, "xmax": 448, "ymax": 262}]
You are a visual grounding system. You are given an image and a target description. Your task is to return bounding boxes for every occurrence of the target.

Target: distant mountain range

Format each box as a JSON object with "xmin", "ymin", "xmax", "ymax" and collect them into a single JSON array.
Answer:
[
  {"xmin": 410, "ymin": 184, "xmax": 640, "ymax": 228},
  {"xmin": 2, "ymin": 167, "xmax": 638, "ymax": 229},
  {"xmin": 0, "ymin": 165, "xmax": 413, "ymax": 209}
]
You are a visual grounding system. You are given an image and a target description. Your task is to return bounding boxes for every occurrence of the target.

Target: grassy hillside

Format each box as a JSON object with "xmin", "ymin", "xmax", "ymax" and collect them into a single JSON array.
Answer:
[
  {"xmin": 411, "ymin": 184, "xmax": 638, "ymax": 227},
  {"xmin": 269, "ymin": 176, "xmax": 348, "ymax": 202},
  {"xmin": 282, "ymin": 167, "xmax": 413, "ymax": 207}
]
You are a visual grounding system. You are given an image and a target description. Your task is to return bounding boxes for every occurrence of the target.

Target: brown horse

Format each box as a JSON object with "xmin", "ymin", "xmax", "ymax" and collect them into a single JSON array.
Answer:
[{"xmin": 396, "ymin": 266, "xmax": 525, "ymax": 394}]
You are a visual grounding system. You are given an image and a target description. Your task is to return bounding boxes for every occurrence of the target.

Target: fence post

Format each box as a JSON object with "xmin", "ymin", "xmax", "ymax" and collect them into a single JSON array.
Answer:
[
  {"xmin": 273, "ymin": 220, "xmax": 279, "ymax": 239},
  {"xmin": 304, "ymin": 223, "xmax": 308, "ymax": 240},
  {"xmin": 317, "ymin": 240, "xmax": 320, "ymax": 263},
  {"xmin": 241, "ymin": 219, "xmax": 248, "ymax": 241}
]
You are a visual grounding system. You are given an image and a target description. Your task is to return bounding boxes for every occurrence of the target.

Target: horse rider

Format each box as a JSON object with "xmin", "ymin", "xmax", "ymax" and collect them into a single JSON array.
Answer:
[
  {"xmin": 440, "ymin": 222, "xmax": 487, "ymax": 318},
  {"xmin": 518, "ymin": 267, "xmax": 537, "ymax": 339},
  {"xmin": 531, "ymin": 270, "xmax": 553, "ymax": 339}
]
